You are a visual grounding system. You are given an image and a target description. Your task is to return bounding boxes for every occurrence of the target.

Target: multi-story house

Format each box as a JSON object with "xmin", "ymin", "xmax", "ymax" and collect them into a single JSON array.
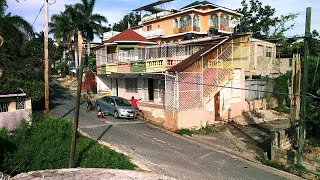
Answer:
[
  {"xmin": 132, "ymin": 0, "xmax": 242, "ymax": 43},
  {"xmin": 94, "ymin": 1, "xmax": 278, "ymax": 130}
]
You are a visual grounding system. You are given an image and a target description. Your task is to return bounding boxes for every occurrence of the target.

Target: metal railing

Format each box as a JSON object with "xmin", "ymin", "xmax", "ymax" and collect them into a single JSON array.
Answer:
[
  {"xmin": 134, "ymin": 29, "xmax": 164, "ymax": 38},
  {"xmin": 96, "ymin": 44, "xmax": 204, "ymax": 65}
]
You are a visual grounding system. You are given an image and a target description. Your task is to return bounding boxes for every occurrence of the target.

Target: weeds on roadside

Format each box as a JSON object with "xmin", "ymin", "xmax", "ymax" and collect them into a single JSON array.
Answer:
[{"xmin": 175, "ymin": 126, "xmax": 215, "ymax": 136}]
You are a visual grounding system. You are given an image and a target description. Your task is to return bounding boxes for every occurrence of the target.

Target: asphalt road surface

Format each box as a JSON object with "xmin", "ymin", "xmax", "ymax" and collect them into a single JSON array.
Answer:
[{"xmin": 50, "ymin": 79, "xmax": 299, "ymax": 180}]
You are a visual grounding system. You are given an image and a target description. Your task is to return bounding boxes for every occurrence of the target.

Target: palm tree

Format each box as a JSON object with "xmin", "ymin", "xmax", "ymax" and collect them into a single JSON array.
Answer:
[
  {"xmin": 75, "ymin": 0, "xmax": 107, "ymax": 55},
  {"xmin": 50, "ymin": 5, "xmax": 82, "ymax": 68},
  {"xmin": 0, "ymin": 0, "xmax": 34, "ymax": 40}
]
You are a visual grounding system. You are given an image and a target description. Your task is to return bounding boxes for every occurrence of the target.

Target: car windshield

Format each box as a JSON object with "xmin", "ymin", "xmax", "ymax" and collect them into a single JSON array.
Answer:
[{"xmin": 115, "ymin": 98, "xmax": 132, "ymax": 106}]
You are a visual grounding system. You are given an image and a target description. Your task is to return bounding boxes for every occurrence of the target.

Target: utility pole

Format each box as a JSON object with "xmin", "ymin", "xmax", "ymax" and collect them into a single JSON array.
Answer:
[
  {"xmin": 44, "ymin": 0, "xmax": 49, "ymax": 116},
  {"xmin": 312, "ymin": 54, "xmax": 319, "ymax": 89},
  {"xmin": 298, "ymin": 7, "xmax": 311, "ymax": 166},
  {"xmin": 69, "ymin": 31, "xmax": 84, "ymax": 168}
]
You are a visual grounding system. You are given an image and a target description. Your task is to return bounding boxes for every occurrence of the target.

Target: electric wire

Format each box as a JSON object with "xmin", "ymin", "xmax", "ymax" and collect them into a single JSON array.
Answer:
[{"xmin": 32, "ymin": 4, "xmax": 45, "ymax": 27}]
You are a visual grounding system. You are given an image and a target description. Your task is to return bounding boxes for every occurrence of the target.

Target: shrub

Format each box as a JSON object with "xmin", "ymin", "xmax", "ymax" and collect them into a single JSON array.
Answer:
[
  {"xmin": 194, "ymin": 127, "xmax": 215, "ymax": 135},
  {"xmin": 0, "ymin": 116, "xmax": 135, "ymax": 175},
  {"xmin": 176, "ymin": 129, "xmax": 193, "ymax": 136}
]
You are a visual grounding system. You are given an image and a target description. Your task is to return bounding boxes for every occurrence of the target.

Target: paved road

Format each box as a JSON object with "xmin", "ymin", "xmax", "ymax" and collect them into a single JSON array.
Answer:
[{"xmin": 49, "ymin": 79, "xmax": 296, "ymax": 180}]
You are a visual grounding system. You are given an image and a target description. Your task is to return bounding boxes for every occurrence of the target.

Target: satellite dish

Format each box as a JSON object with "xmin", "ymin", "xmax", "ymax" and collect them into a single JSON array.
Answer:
[{"xmin": 230, "ymin": 19, "xmax": 239, "ymax": 28}]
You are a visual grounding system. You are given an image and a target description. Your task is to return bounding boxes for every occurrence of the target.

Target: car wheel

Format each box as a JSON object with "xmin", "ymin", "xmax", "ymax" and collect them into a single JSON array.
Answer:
[{"xmin": 114, "ymin": 111, "xmax": 119, "ymax": 119}]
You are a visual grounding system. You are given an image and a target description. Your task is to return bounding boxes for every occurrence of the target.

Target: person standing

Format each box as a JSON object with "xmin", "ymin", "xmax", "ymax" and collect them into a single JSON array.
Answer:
[
  {"xmin": 129, "ymin": 96, "xmax": 141, "ymax": 110},
  {"xmin": 85, "ymin": 91, "xmax": 93, "ymax": 112}
]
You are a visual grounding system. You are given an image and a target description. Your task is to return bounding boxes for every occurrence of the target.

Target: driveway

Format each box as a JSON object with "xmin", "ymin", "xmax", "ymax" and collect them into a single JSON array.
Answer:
[{"xmin": 49, "ymin": 79, "xmax": 299, "ymax": 180}]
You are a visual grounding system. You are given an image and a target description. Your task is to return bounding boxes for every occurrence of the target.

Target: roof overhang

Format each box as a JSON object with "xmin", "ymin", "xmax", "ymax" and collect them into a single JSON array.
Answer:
[
  {"xmin": 0, "ymin": 93, "xmax": 27, "ymax": 98},
  {"xmin": 136, "ymin": 7, "xmax": 242, "ymax": 25},
  {"xmin": 98, "ymin": 72, "xmax": 165, "ymax": 78},
  {"xmin": 113, "ymin": 41, "xmax": 157, "ymax": 45},
  {"xmin": 133, "ymin": 0, "xmax": 174, "ymax": 13}
]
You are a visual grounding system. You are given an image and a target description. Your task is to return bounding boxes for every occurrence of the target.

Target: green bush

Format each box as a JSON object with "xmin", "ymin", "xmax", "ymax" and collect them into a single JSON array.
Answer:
[
  {"xmin": 0, "ymin": 116, "xmax": 135, "ymax": 175},
  {"xmin": 176, "ymin": 129, "xmax": 193, "ymax": 136},
  {"xmin": 194, "ymin": 127, "xmax": 215, "ymax": 135}
]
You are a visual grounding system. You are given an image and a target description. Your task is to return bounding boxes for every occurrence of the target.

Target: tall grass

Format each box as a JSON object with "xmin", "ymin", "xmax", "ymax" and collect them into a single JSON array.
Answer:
[{"xmin": 0, "ymin": 116, "xmax": 135, "ymax": 175}]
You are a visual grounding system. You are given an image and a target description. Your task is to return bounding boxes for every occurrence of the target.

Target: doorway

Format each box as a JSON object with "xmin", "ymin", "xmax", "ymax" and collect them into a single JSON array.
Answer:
[
  {"xmin": 214, "ymin": 92, "xmax": 220, "ymax": 118},
  {"xmin": 148, "ymin": 78, "xmax": 154, "ymax": 101},
  {"xmin": 115, "ymin": 78, "xmax": 119, "ymax": 96}
]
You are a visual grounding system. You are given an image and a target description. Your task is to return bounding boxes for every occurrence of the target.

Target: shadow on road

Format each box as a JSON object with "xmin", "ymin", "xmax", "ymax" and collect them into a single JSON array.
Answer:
[
  {"xmin": 229, "ymin": 122, "xmax": 272, "ymax": 158},
  {"xmin": 49, "ymin": 78, "xmax": 74, "ymax": 110},
  {"xmin": 75, "ymin": 125, "xmax": 113, "ymax": 166}
]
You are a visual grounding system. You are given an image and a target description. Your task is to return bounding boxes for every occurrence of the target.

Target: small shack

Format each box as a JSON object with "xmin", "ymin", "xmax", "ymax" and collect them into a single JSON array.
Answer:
[{"xmin": 82, "ymin": 69, "xmax": 97, "ymax": 93}]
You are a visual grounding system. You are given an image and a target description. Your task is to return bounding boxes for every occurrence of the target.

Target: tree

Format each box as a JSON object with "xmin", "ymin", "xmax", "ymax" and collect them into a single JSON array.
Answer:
[
  {"xmin": 236, "ymin": 0, "xmax": 297, "ymax": 38},
  {"xmin": 75, "ymin": 0, "xmax": 107, "ymax": 55},
  {"xmin": 50, "ymin": 4, "xmax": 82, "ymax": 68},
  {"xmin": 112, "ymin": 12, "xmax": 141, "ymax": 32}
]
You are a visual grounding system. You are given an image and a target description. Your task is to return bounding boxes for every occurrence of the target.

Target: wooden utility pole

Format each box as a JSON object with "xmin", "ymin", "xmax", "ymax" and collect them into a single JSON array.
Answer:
[
  {"xmin": 290, "ymin": 54, "xmax": 301, "ymax": 121},
  {"xmin": 44, "ymin": 0, "xmax": 49, "ymax": 116},
  {"xmin": 69, "ymin": 31, "xmax": 83, "ymax": 168},
  {"xmin": 298, "ymin": 7, "xmax": 311, "ymax": 166}
]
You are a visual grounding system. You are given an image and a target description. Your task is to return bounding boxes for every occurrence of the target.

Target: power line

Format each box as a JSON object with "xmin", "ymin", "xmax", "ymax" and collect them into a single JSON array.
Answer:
[
  {"xmin": 94, "ymin": 71, "xmax": 320, "ymax": 100},
  {"xmin": 32, "ymin": 4, "xmax": 45, "ymax": 27}
]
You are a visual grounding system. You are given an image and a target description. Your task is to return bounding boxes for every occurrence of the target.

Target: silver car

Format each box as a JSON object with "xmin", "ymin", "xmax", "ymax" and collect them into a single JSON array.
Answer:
[{"xmin": 96, "ymin": 96, "xmax": 137, "ymax": 119}]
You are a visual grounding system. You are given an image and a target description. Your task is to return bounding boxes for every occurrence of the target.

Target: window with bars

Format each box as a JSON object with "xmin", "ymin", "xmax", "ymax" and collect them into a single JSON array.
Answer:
[
  {"xmin": 16, "ymin": 97, "xmax": 25, "ymax": 110},
  {"xmin": 0, "ymin": 102, "xmax": 8, "ymax": 112},
  {"xmin": 125, "ymin": 78, "xmax": 138, "ymax": 93},
  {"xmin": 266, "ymin": 47, "xmax": 272, "ymax": 57}
]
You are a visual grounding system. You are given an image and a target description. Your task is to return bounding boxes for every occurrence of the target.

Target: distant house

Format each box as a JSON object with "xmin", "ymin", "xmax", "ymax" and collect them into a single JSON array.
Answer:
[{"xmin": 0, "ymin": 91, "xmax": 32, "ymax": 131}]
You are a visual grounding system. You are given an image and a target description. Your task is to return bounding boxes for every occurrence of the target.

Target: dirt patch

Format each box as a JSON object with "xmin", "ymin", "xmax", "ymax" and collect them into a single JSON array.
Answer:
[{"xmin": 55, "ymin": 75, "xmax": 78, "ymax": 94}]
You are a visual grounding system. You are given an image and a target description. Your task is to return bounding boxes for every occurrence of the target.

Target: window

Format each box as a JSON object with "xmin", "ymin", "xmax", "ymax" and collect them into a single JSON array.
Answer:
[
  {"xmin": 16, "ymin": 97, "xmax": 25, "ymax": 110},
  {"xmin": 157, "ymin": 25, "xmax": 160, "ymax": 29},
  {"xmin": 125, "ymin": 78, "xmax": 138, "ymax": 93},
  {"xmin": 147, "ymin": 25, "xmax": 152, "ymax": 31},
  {"xmin": 0, "ymin": 102, "xmax": 8, "ymax": 112},
  {"xmin": 266, "ymin": 47, "xmax": 272, "ymax": 57},
  {"xmin": 173, "ymin": 18, "xmax": 179, "ymax": 28},
  {"xmin": 257, "ymin": 45, "xmax": 263, "ymax": 57},
  {"xmin": 209, "ymin": 14, "xmax": 218, "ymax": 28},
  {"xmin": 289, "ymin": 59, "xmax": 293, "ymax": 66}
]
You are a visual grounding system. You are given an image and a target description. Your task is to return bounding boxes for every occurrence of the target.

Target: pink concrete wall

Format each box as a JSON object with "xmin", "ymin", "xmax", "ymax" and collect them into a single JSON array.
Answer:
[
  {"xmin": 177, "ymin": 109, "xmax": 206, "ymax": 129},
  {"xmin": 0, "ymin": 109, "xmax": 31, "ymax": 131},
  {"xmin": 117, "ymin": 78, "xmax": 144, "ymax": 100}
]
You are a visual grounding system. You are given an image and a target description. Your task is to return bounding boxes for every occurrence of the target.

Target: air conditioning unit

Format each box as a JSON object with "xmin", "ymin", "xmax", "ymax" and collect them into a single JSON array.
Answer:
[
  {"xmin": 234, "ymin": 24, "xmax": 246, "ymax": 34},
  {"xmin": 182, "ymin": 33, "xmax": 196, "ymax": 41},
  {"xmin": 208, "ymin": 28, "xmax": 218, "ymax": 37}
]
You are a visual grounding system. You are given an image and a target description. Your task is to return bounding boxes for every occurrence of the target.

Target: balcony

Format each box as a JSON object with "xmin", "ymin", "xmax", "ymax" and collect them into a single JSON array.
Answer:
[
  {"xmin": 97, "ymin": 44, "xmax": 203, "ymax": 65},
  {"xmin": 130, "ymin": 60, "xmax": 146, "ymax": 72},
  {"xmin": 146, "ymin": 57, "xmax": 184, "ymax": 73},
  {"xmin": 117, "ymin": 62, "xmax": 130, "ymax": 73},
  {"xmin": 135, "ymin": 29, "xmax": 164, "ymax": 39}
]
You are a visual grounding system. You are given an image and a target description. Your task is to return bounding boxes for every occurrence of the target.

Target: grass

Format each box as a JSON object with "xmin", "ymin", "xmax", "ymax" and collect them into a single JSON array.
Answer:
[
  {"xmin": 194, "ymin": 126, "xmax": 215, "ymax": 135},
  {"xmin": 256, "ymin": 152, "xmax": 317, "ymax": 178},
  {"xmin": 175, "ymin": 128, "xmax": 193, "ymax": 136},
  {"xmin": 0, "ymin": 115, "xmax": 136, "ymax": 176},
  {"xmin": 175, "ymin": 126, "xmax": 215, "ymax": 136}
]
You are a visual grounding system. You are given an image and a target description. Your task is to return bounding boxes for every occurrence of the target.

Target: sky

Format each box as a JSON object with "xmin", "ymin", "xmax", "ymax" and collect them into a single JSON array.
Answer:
[{"xmin": 7, "ymin": 0, "xmax": 320, "ymax": 42}]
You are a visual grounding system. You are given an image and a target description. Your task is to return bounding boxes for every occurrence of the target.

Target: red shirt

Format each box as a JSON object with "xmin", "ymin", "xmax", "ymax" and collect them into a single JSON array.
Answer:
[{"xmin": 130, "ymin": 99, "xmax": 138, "ymax": 107}]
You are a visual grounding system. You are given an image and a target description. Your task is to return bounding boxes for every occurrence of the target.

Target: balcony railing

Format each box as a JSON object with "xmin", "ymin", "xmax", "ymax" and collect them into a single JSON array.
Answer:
[
  {"xmin": 134, "ymin": 29, "xmax": 164, "ymax": 38},
  {"xmin": 97, "ymin": 44, "xmax": 204, "ymax": 65}
]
